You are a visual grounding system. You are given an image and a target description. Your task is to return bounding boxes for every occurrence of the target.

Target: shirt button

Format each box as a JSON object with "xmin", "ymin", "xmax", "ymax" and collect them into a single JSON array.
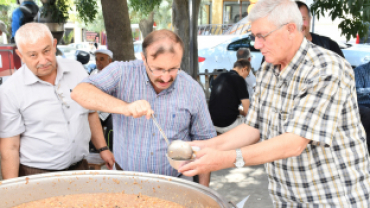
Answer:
[
  {"xmin": 72, "ymin": 140, "xmax": 75, "ymax": 143},
  {"xmin": 152, "ymin": 133, "xmax": 155, "ymax": 136},
  {"xmin": 67, "ymin": 121, "xmax": 70, "ymax": 124},
  {"xmin": 151, "ymin": 152, "xmax": 153, "ymax": 155}
]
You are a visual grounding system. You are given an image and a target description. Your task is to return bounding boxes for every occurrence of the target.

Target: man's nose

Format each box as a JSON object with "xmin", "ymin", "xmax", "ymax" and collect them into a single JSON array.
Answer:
[
  {"xmin": 254, "ymin": 38, "xmax": 263, "ymax": 49},
  {"xmin": 161, "ymin": 73, "xmax": 172, "ymax": 82},
  {"xmin": 38, "ymin": 54, "xmax": 48, "ymax": 64}
]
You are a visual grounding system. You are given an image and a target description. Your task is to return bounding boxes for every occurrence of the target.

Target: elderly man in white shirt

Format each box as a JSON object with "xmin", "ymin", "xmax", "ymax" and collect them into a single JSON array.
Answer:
[{"xmin": 0, "ymin": 23, "xmax": 115, "ymax": 179}]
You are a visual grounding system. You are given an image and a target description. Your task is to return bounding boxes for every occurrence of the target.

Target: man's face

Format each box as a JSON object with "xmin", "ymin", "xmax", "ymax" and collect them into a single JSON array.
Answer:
[
  {"xmin": 141, "ymin": 40, "xmax": 183, "ymax": 93},
  {"xmin": 95, "ymin": 53, "xmax": 112, "ymax": 70},
  {"xmin": 299, "ymin": 6, "xmax": 311, "ymax": 38},
  {"xmin": 251, "ymin": 17, "xmax": 290, "ymax": 65},
  {"xmin": 16, "ymin": 35, "xmax": 58, "ymax": 78}
]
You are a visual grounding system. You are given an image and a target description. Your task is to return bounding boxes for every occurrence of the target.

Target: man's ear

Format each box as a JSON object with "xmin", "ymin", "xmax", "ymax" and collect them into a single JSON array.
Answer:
[
  {"xmin": 287, "ymin": 23, "xmax": 297, "ymax": 33},
  {"xmin": 15, "ymin": 49, "xmax": 24, "ymax": 62},
  {"xmin": 53, "ymin": 38, "xmax": 57, "ymax": 48},
  {"xmin": 140, "ymin": 52, "xmax": 145, "ymax": 61}
]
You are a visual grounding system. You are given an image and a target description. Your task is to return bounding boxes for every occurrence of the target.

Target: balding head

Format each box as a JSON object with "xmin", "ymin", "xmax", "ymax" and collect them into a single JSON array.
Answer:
[{"xmin": 142, "ymin": 29, "xmax": 184, "ymax": 60}]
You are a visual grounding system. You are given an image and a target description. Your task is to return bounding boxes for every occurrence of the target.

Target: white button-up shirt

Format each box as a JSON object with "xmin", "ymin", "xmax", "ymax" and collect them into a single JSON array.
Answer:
[{"xmin": 0, "ymin": 58, "xmax": 91, "ymax": 170}]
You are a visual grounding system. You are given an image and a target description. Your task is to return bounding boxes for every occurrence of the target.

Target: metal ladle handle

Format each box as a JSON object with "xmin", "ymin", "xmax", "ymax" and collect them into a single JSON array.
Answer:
[{"xmin": 151, "ymin": 114, "xmax": 170, "ymax": 146}]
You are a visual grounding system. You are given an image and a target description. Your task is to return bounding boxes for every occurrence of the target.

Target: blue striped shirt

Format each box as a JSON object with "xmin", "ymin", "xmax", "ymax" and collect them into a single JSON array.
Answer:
[
  {"xmin": 83, "ymin": 60, "xmax": 216, "ymax": 177},
  {"xmin": 354, "ymin": 62, "xmax": 370, "ymax": 107}
]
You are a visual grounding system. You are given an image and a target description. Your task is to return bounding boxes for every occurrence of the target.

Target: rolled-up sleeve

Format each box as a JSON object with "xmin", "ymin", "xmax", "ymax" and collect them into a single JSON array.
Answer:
[
  {"xmin": 285, "ymin": 73, "xmax": 345, "ymax": 147},
  {"xmin": 0, "ymin": 88, "xmax": 25, "ymax": 138}
]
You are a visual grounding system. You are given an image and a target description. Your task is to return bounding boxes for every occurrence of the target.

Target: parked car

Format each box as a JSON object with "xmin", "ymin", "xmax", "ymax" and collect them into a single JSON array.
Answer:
[
  {"xmin": 57, "ymin": 45, "xmax": 96, "ymax": 74},
  {"xmin": 198, "ymin": 33, "xmax": 370, "ymax": 73},
  {"xmin": 68, "ymin": 42, "xmax": 98, "ymax": 54},
  {"xmin": 134, "ymin": 41, "xmax": 143, "ymax": 60}
]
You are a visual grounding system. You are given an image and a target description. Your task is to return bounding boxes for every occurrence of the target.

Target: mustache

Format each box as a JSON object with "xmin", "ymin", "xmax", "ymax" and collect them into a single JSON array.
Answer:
[
  {"xmin": 155, "ymin": 77, "xmax": 174, "ymax": 83},
  {"xmin": 36, "ymin": 62, "xmax": 52, "ymax": 69}
]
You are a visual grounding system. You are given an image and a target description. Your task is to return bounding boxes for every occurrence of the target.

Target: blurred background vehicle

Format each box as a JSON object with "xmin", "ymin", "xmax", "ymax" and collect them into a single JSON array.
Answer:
[{"xmin": 198, "ymin": 33, "xmax": 370, "ymax": 73}]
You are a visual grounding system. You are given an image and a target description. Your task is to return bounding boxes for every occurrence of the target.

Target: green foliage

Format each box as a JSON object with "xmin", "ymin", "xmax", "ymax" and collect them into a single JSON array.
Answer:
[
  {"xmin": 78, "ymin": 1, "xmax": 104, "ymax": 33},
  {"xmin": 40, "ymin": 0, "xmax": 70, "ymax": 24},
  {"xmin": 0, "ymin": 0, "xmax": 16, "ymax": 6},
  {"xmin": 129, "ymin": 0, "xmax": 162, "ymax": 16},
  {"xmin": 62, "ymin": 30, "xmax": 74, "ymax": 44},
  {"xmin": 40, "ymin": 0, "xmax": 98, "ymax": 24},
  {"xmin": 311, "ymin": 0, "xmax": 370, "ymax": 41},
  {"xmin": 74, "ymin": 0, "xmax": 98, "ymax": 23}
]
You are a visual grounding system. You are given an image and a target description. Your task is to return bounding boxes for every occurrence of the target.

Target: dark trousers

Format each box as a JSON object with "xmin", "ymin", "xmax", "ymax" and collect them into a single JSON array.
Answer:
[
  {"xmin": 19, "ymin": 159, "xmax": 89, "ymax": 177},
  {"xmin": 359, "ymin": 105, "xmax": 370, "ymax": 153}
]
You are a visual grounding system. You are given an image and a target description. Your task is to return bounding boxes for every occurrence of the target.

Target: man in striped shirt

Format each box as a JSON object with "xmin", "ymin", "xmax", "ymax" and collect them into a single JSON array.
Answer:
[
  {"xmin": 71, "ymin": 30, "xmax": 216, "ymax": 186},
  {"xmin": 179, "ymin": 0, "xmax": 370, "ymax": 207}
]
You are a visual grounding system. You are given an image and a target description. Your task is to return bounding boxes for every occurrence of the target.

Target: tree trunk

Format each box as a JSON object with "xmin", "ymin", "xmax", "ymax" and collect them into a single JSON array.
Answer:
[
  {"xmin": 101, "ymin": 0, "xmax": 135, "ymax": 61},
  {"xmin": 139, "ymin": 12, "xmax": 154, "ymax": 39},
  {"xmin": 172, "ymin": 0, "xmax": 201, "ymax": 79}
]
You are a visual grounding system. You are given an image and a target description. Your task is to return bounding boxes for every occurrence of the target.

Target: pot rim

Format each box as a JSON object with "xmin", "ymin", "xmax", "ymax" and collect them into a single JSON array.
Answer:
[{"xmin": 1, "ymin": 170, "xmax": 233, "ymax": 208}]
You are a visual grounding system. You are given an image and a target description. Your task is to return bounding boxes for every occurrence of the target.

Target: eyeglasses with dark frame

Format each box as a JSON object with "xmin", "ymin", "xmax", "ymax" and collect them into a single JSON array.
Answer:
[
  {"xmin": 145, "ymin": 57, "xmax": 181, "ymax": 76},
  {"xmin": 251, "ymin": 23, "xmax": 289, "ymax": 42}
]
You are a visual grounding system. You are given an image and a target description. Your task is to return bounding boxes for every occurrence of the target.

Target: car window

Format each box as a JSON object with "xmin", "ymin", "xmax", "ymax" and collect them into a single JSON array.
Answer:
[{"xmin": 227, "ymin": 36, "xmax": 259, "ymax": 52}]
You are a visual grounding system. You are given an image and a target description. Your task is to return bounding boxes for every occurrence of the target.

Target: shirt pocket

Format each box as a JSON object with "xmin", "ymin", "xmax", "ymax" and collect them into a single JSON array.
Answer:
[{"xmin": 166, "ymin": 112, "xmax": 190, "ymax": 140}]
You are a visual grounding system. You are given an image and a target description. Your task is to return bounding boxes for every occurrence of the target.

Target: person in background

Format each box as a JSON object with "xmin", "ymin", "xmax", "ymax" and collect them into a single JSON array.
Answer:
[
  {"xmin": 90, "ymin": 49, "xmax": 113, "ymax": 75},
  {"xmin": 236, "ymin": 48, "xmax": 256, "ymax": 100},
  {"xmin": 11, "ymin": 0, "xmax": 38, "ymax": 43},
  {"xmin": 209, "ymin": 59, "xmax": 251, "ymax": 134},
  {"xmin": 179, "ymin": 0, "xmax": 370, "ymax": 207},
  {"xmin": 71, "ymin": 30, "xmax": 216, "ymax": 186},
  {"xmin": 0, "ymin": 23, "xmax": 115, "ymax": 179},
  {"xmin": 89, "ymin": 49, "xmax": 114, "ymax": 151},
  {"xmin": 296, "ymin": 1, "xmax": 344, "ymax": 57},
  {"xmin": 354, "ymin": 61, "xmax": 370, "ymax": 153}
]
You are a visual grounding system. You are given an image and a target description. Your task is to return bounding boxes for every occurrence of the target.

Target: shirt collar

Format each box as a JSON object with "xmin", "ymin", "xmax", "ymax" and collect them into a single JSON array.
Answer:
[
  {"xmin": 24, "ymin": 57, "xmax": 70, "ymax": 85},
  {"xmin": 278, "ymin": 38, "xmax": 309, "ymax": 82}
]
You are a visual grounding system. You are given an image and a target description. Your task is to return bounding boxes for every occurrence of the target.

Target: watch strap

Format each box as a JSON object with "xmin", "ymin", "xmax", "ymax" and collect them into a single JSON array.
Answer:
[{"xmin": 98, "ymin": 146, "xmax": 109, "ymax": 153}]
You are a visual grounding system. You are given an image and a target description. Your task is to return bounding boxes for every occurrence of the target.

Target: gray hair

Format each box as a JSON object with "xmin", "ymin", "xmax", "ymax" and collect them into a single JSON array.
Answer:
[
  {"xmin": 15, "ymin": 23, "xmax": 53, "ymax": 52},
  {"xmin": 248, "ymin": 0, "xmax": 303, "ymax": 32},
  {"xmin": 236, "ymin": 48, "xmax": 251, "ymax": 59}
]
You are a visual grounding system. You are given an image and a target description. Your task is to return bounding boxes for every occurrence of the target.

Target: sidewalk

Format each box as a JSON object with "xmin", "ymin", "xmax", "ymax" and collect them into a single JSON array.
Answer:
[{"xmin": 210, "ymin": 164, "xmax": 273, "ymax": 208}]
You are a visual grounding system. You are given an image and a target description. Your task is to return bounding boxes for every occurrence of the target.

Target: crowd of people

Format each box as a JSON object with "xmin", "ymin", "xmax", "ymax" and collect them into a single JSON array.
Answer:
[{"xmin": 0, "ymin": 0, "xmax": 369, "ymax": 207}]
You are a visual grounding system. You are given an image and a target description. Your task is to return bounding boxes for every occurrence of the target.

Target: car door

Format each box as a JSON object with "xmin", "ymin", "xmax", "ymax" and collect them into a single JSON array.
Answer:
[{"xmin": 226, "ymin": 36, "xmax": 262, "ymax": 71}]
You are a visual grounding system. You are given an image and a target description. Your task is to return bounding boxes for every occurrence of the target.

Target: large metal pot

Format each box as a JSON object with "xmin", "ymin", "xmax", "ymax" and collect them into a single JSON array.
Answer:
[{"xmin": 0, "ymin": 170, "xmax": 233, "ymax": 208}]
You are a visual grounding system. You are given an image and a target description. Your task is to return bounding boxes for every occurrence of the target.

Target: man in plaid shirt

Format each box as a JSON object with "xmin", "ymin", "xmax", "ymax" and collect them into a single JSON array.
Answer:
[{"xmin": 179, "ymin": 0, "xmax": 370, "ymax": 207}]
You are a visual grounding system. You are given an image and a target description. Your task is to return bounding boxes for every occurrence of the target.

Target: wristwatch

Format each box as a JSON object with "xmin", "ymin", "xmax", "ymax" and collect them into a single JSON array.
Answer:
[
  {"xmin": 234, "ymin": 149, "xmax": 245, "ymax": 168},
  {"xmin": 97, "ymin": 146, "xmax": 109, "ymax": 153}
]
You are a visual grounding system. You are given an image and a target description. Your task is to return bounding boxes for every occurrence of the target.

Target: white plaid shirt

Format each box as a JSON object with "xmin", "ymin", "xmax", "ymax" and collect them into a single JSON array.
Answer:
[{"xmin": 246, "ymin": 38, "xmax": 370, "ymax": 207}]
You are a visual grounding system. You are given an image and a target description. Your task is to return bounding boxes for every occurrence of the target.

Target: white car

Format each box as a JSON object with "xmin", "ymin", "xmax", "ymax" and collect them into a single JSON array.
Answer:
[
  {"xmin": 134, "ymin": 41, "xmax": 143, "ymax": 60},
  {"xmin": 198, "ymin": 33, "xmax": 370, "ymax": 73}
]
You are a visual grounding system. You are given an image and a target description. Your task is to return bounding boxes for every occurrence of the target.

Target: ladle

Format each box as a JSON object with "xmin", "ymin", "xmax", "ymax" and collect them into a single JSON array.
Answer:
[{"xmin": 151, "ymin": 114, "xmax": 193, "ymax": 160}]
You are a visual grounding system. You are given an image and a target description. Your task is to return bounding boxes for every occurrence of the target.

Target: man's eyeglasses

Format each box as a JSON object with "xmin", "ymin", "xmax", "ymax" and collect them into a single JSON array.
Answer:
[
  {"xmin": 251, "ymin": 23, "xmax": 288, "ymax": 42},
  {"xmin": 145, "ymin": 57, "xmax": 181, "ymax": 76}
]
